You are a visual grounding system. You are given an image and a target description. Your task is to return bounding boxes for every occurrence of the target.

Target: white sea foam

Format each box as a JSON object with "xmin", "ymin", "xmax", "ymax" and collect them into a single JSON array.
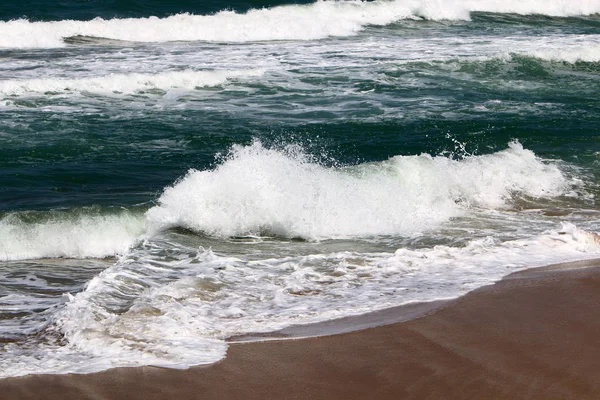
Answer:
[
  {"xmin": 146, "ymin": 141, "xmax": 572, "ymax": 240},
  {"xmin": 0, "ymin": 142, "xmax": 579, "ymax": 262},
  {"xmin": 0, "ymin": 69, "xmax": 262, "ymax": 96},
  {"xmin": 2, "ymin": 222, "xmax": 599, "ymax": 378},
  {"xmin": 528, "ymin": 42, "xmax": 600, "ymax": 63},
  {"xmin": 1, "ymin": 0, "xmax": 599, "ymax": 48},
  {"xmin": 0, "ymin": 210, "xmax": 145, "ymax": 261}
]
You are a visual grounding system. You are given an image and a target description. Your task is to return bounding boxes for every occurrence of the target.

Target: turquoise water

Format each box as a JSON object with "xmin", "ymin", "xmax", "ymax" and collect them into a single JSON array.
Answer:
[{"xmin": 1, "ymin": 0, "xmax": 600, "ymax": 377}]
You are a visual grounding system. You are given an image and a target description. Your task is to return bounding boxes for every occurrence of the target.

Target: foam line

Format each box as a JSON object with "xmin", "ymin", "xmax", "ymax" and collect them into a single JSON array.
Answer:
[
  {"xmin": 1, "ymin": 0, "xmax": 599, "ymax": 48},
  {"xmin": 146, "ymin": 141, "xmax": 573, "ymax": 240},
  {"xmin": 0, "ymin": 69, "xmax": 263, "ymax": 95},
  {"xmin": 0, "ymin": 210, "xmax": 145, "ymax": 261}
]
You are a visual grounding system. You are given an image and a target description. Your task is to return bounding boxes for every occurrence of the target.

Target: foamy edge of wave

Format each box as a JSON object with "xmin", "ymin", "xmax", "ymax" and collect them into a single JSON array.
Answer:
[
  {"xmin": 527, "ymin": 42, "xmax": 600, "ymax": 63},
  {"xmin": 146, "ymin": 141, "xmax": 574, "ymax": 240},
  {"xmin": 0, "ymin": 210, "xmax": 145, "ymax": 261},
  {"xmin": 2, "ymin": 223, "xmax": 599, "ymax": 378},
  {"xmin": 0, "ymin": 69, "xmax": 263, "ymax": 96},
  {"xmin": 1, "ymin": 0, "xmax": 599, "ymax": 48}
]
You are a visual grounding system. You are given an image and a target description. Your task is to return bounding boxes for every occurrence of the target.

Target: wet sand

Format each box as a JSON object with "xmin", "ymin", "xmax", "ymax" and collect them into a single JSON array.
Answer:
[{"xmin": 3, "ymin": 259, "xmax": 600, "ymax": 399}]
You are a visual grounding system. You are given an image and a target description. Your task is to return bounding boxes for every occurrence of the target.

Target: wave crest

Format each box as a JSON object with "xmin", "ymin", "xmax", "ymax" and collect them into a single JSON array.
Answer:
[
  {"xmin": 0, "ymin": 70, "xmax": 262, "ymax": 96},
  {"xmin": 0, "ymin": 209, "xmax": 145, "ymax": 261},
  {"xmin": 1, "ymin": 0, "xmax": 599, "ymax": 48},
  {"xmin": 146, "ymin": 141, "xmax": 572, "ymax": 240}
]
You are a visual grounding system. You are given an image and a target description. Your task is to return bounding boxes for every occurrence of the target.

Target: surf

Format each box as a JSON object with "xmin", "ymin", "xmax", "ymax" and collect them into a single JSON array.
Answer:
[
  {"xmin": 0, "ymin": 208, "xmax": 145, "ymax": 261},
  {"xmin": 0, "ymin": 141, "xmax": 579, "ymax": 261},
  {"xmin": 1, "ymin": 0, "xmax": 599, "ymax": 48},
  {"xmin": 1, "ymin": 142, "xmax": 598, "ymax": 378},
  {"xmin": 146, "ymin": 140, "xmax": 574, "ymax": 240},
  {"xmin": 0, "ymin": 69, "xmax": 263, "ymax": 96},
  {"xmin": 2, "ymin": 223, "xmax": 599, "ymax": 378}
]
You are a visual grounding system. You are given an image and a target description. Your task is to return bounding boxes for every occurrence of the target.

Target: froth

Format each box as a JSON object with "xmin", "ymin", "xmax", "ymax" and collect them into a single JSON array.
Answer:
[
  {"xmin": 0, "ymin": 70, "xmax": 262, "ymax": 96},
  {"xmin": 1, "ymin": 0, "xmax": 599, "ymax": 48},
  {"xmin": 528, "ymin": 42, "xmax": 600, "ymax": 63},
  {"xmin": 0, "ymin": 210, "xmax": 145, "ymax": 261},
  {"xmin": 3, "ymin": 223, "xmax": 599, "ymax": 378},
  {"xmin": 146, "ymin": 141, "xmax": 571, "ymax": 240}
]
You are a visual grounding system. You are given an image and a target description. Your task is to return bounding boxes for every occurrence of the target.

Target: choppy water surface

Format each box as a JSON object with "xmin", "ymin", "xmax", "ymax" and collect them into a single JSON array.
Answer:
[{"xmin": 1, "ymin": 0, "xmax": 600, "ymax": 377}]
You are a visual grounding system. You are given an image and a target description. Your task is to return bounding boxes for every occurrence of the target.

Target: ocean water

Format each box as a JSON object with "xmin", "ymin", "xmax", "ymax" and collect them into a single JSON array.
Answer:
[{"xmin": 1, "ymin": 0, "xmax": 600, "ymax": 378}]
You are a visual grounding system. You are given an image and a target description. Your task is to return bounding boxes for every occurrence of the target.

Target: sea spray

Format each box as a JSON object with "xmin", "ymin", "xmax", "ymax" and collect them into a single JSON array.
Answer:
[
  {"xmin": 146, "ymin": 141, "xmax": 571, "ymax": 239},
  {"xmin": 0, "ymin": 142, "xmax": 577, "ymax": 262}
]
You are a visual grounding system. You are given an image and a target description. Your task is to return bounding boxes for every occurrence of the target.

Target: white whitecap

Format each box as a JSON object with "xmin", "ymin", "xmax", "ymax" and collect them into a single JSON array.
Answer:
[
  {"xmin": 0, "ymin": 210, "xmax": 145, "ymax": 261},
  {"xmin": 1, "ymin": 0, "xmax": 599, "ymax": 48},
  {"xmin": 146, "ymin": 141, "xmax": 572, "ymax": 240},
  {"xmin": 0, "ymin": 69, "xmax": 263, "ymax": 96}
]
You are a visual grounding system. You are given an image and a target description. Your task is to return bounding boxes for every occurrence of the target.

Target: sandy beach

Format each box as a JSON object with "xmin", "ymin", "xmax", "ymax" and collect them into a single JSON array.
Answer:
[{"xmin": 2, "ymin": 259, "xmax": 600, "ymax": 399}]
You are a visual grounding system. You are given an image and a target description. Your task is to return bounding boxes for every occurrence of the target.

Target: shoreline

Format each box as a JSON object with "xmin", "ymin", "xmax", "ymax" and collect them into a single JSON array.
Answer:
[
  {"xmin": 3, "ymin": 258, "xmax": 600, "ymax": 399},
  {"xmin": 232, "ymin": 256, "xmax": 600, "ymax": 343},
  {"xmin": 228, "ymin": 299, "xmax": 450, "ymax": 343}
]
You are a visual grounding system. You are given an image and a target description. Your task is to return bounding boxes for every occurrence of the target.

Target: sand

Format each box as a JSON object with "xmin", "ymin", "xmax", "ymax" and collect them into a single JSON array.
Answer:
[{"xmin": 3, "ymin": 259, "xmax": 600, "ymax": 399}]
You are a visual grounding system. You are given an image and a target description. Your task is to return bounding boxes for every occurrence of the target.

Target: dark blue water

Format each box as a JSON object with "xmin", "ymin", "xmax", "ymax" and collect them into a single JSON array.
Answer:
[{"xmin": 0, "ymin": 0, "xmax": 317, "ymax": 21}]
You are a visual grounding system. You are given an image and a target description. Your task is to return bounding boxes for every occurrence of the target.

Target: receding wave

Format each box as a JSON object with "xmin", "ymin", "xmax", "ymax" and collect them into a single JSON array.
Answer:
[
  {"xmin": 1, "ymin": 0, "xmax": 599, "ymax": 48},
  {"xmin": 0, "ymin": 208, "xmax": 145, "ymax": 261},
  {"xmin": 0, "ymin": 69, "xmax": 262, "ymax": 96},
  {"xmin": 146, "ymin": 141, "xmax": 574, "ymax": 240},
  {"xmin": 2, "ymin": 223, "xmax": 599, "ymax": 378}
]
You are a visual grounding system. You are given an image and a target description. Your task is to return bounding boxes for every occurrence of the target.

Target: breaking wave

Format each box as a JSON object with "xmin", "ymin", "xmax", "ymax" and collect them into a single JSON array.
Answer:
[
  {"xmin": 146, "ymin": 141, "xmax": 574, "ymax": 240},
  {"xmin": 527, "ymin": 42, "xmax": 600, "ymax": 63},
  {"xmin": 1, "ymin": 0, "xmax": 598, "ymax": 48},
  {"xmin": 0, "ymin": 69, "xmax": 262, "ymax": 96},
  {"xmin": 1, "ymin": 141, "xmax": 578, "ymax": 261},
  {"xmin": 0, "ymin": 209, "xmax": 145, "ymax": 261}
]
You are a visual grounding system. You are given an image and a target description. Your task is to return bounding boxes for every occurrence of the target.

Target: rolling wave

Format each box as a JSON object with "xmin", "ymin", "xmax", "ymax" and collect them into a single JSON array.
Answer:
[
  {"xmin": 0, "ymin": 0, "xmax": 598, "ymax": 48},
  {"xmin": 146, "ymin": 141, "xmax": 574, "ymax": 240},
  {"xmin": 0, "ymin": 141, "xmax": 579, "ymax": 261},
  {"xmin": 0, "ymin": 209, "xmax": 145, "ymax": 261},
  {"xmin": 0, "ymin": 69, "xmax": 263, "ymax": 96},
  {"xmin": 528, "ymin": 42, "xmax": 600, "ymax": 63}
]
